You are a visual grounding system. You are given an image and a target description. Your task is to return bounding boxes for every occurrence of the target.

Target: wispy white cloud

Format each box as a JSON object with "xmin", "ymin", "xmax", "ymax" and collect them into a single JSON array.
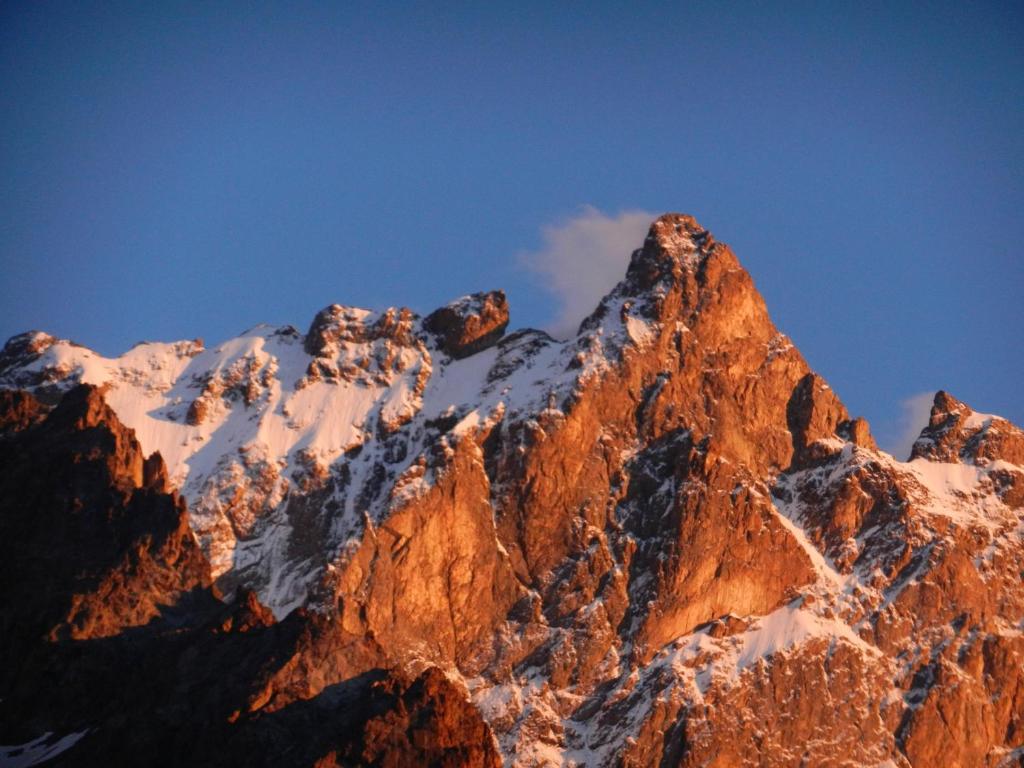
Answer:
[
  {"xmin": 519, "ymin": 206, "xmax": 655, "ymax": 338},
  {"xmin": 883, "ymin": 391, "xmax": 936, "ymax": 460}
]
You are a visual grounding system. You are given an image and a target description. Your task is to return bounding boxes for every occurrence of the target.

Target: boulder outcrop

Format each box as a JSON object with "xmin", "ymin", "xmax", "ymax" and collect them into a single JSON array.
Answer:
[{"xmin": 423, "ymin": 290, "xmax": 510, "ymax": 358}]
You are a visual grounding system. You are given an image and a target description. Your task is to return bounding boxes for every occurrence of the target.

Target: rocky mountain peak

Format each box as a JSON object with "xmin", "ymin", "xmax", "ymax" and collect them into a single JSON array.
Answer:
[
  {"xmin": 1, "ymin": 214, "xmax": 1021, "ymax": 767},
  {"xmin": 619, "ymin": 213, "xmax": 714, "ymax": 294},
  {"xmin": 304, "ymin": 303, "xmax": 419, "ymax": 357},
  {"xmin": 0, "ymin": 329, "xmax": 58, "ymax": 361},
  {"xmin": 787, "ymin": 372, "xmax": 876, "ymax": 467},
  {"xmin": 422, "ymin": 289, "xmax": 509, "ymax": 359},
  {"xmin": 912, "ymin": 389, "xmax": 1024, "ymax": 468},
  {"xmin": 0, "ymin": 330, "xmax": 60, "ymax": 384},
  {"xmin": 645, "ymin": 212, "xmax": 713, "ymax": 257}
]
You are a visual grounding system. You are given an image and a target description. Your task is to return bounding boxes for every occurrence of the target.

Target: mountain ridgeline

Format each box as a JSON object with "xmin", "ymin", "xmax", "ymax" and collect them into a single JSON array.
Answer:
[{"xmin": 1, "ymin": 214, "xmax": 1022, "ymax": 767}]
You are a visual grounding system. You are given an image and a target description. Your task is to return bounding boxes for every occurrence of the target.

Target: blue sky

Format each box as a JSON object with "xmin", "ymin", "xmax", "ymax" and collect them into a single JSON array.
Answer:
[{"xmin": 2, "ymin": 1, "xmax": 1021, "ymax": 454}]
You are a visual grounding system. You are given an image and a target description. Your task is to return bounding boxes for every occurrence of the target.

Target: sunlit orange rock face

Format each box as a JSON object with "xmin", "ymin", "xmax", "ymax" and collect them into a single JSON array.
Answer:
[{"xmin": 1, "ymin": 214, "xmax": 1022, "ymax": 766}]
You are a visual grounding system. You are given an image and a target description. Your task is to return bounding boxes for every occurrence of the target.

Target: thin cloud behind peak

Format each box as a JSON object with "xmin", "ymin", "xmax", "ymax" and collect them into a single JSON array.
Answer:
[
  {"xmin": 519, "ymin": 206, "xmax": 655, "ymax": 339},
  {"xmin": 881, "ymin": 391, "xmax": 936, "ymax": 460}
]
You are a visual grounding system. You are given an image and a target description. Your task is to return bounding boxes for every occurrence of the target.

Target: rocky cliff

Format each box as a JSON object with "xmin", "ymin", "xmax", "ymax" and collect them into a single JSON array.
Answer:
[{"xmin": 1, "ymin": 214, "xmax": 1021, "ymax": 767}]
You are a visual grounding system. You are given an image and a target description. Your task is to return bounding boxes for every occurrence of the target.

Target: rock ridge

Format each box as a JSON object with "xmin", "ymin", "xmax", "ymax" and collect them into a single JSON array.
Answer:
[{"xmin": 0, "ymin": 213, "xmax": 1020, "ymax": 766}]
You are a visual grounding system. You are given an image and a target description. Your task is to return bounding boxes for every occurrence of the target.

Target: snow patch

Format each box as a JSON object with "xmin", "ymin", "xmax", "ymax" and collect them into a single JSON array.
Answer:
[{"xmin": 0, "ymin": 731, "xmax": 87, "ymax": 767}]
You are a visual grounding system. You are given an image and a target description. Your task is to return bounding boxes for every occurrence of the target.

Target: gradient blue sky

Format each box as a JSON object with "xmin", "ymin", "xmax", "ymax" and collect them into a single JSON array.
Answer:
[{"xmin": 2, "ymin": 1, "xmax": 1022, "ymax": 454}]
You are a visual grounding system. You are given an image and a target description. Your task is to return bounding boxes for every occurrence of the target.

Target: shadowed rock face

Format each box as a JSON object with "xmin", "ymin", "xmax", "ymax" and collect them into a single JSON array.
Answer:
[
  {"xmin": 0, "ymin": 384, "xmax": 214, "ymax": 650},
  {"xmin": 1, "ymin": 214, "xmax": 1022, "ymax": 766},
  {"xmin": 0, "ymin": 387, "xmax": 501, "ymax": 768}
]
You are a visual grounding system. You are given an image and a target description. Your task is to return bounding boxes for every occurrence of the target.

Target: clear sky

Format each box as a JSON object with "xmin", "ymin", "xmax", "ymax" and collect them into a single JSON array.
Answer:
[{"xmin": 2, "ymin": 1, "xmax": 1022, "ymax": 455}]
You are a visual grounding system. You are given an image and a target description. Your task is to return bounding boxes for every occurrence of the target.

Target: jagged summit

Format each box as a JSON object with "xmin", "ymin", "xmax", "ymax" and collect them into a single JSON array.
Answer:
[
  {"xmin": 786, "ymin": 372, "xmax": 876, "ymax": 467},
  {"xmin": 1, "ymin": 214, "xmax": 1022, "ymax": 767},
  {"xmin": 912, "ymin": 389, "xmax": 1024, "ymax": 468},
  {"xmin": 0, "ymin": 330, "xmax": 59, "ymax": 381},
  {"xmin": 636, "ymin": 212, "xmax": 714, "ymax": 271},
  {"xmin": 0, "ymin": 213, "xmax": 902, "ymax": 614}
]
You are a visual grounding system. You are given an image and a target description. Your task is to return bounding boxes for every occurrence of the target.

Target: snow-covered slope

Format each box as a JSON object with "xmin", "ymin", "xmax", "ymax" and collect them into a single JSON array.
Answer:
[{"xmin": 0, "ymin": 282, "xmax": 660, "ymax": 615}]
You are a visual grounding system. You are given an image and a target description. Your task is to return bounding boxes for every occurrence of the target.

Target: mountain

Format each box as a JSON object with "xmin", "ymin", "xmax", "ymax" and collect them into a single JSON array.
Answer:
[{"xmin": 1, "ymin": 214, "xmax": 1021, "ymax": 767}]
